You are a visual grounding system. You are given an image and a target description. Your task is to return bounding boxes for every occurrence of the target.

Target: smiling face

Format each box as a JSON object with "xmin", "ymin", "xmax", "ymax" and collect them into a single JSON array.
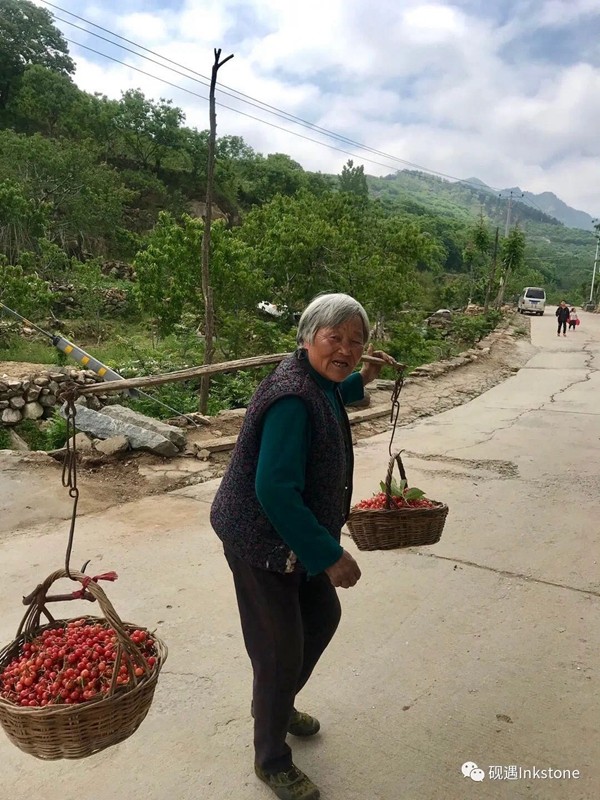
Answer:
[{"xmin": 303, "ymin": 316, "xmax": 365, "ymax": 382}]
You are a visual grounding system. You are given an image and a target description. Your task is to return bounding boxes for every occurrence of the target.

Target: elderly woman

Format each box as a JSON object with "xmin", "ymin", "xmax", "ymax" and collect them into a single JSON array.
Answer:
[{"xmin": 210, "ymin": 293, "xmax": 394, "ymax": 800}]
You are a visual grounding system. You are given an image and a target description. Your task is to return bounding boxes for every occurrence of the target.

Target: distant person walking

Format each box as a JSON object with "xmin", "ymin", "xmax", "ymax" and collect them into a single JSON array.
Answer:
[
  {"xmin": 556, "ymin": 301, "xmax": 570, "ymax": 336},
  {"xmin": 568, "ymin": 307, "xmax": 579, "ymax": 330}
]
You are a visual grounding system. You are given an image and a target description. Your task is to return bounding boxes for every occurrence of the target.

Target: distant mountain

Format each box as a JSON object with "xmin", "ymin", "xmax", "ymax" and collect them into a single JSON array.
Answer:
[
  {"xmin": 463, "ymin": 177, "xmax": 490, "ymax": 190},
  {"xmin": 501, "ymin": 187, "xmax": 595, "ymax": 231},
  {"xmin": 464, "ymin": 178, "xmax": 594, "ymax": 231},
  {"xmin": 368, "ymin": 170, "xmax": 564, "ymax": 230}
]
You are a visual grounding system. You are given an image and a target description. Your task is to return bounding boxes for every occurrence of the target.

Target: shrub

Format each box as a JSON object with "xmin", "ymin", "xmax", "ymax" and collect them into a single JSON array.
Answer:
[
  {"xmin": 450, "ymin": 310, "xmax": 502, "ymax": 343},
  {"xmin": 0, "ymin": 428, "xmax": 11, "ymax": 449},
  {"xmin": 44, "ymin": 412, "xmax": 69, "ymax": 450},
  {"xmin": 14, "ymin": 420, "xmax": 49, "ymax": 451}
]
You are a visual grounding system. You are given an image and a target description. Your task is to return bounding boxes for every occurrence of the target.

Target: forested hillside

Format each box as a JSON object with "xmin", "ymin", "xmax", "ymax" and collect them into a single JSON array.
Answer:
[
  {"xmin": 369, "ymin": 171, "xmax": 596, "ymax": 297},
  {"xmin": 0, "ymin": 0, "xmax": 596, "ymax": 425}
]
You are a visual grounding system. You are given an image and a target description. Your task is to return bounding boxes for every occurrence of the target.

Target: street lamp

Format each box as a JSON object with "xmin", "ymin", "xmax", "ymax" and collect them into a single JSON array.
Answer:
[{"xmin": 586, "ymin": 219, "xmax": 600, "ymax": 311}]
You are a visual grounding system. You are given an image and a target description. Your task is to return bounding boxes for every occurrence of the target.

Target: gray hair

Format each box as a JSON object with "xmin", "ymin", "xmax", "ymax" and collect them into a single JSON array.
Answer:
[{"xmin": 296, "ymin": 293, "xmax": 370, "ymax": 346}]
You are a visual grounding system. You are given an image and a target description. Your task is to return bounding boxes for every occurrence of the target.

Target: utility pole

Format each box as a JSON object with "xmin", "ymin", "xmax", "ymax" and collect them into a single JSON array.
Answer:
[
  {"xmin": 198, "ymin": 48, "xmax": 234, "ymax": 415},
  {"xmin": 484, "ymin": 227, "xmax": 500, "ymax": 311},
  {"xmin": 588, "ymin": 219, "xmax": 600, "ymax": 308},
  {"xmin": 500, "ymin": 190, "xmax": 524, "ymax": 237}
]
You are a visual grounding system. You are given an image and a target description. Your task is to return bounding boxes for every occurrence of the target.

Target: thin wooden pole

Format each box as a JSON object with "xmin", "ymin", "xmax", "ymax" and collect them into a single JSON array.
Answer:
[
  {"xmin": 199, "ymin": 48, "xmax": 234, "ymax": 415},
  {"xmin": 76, "ymin": 353, "xmax": 402, "ymax": 396}
]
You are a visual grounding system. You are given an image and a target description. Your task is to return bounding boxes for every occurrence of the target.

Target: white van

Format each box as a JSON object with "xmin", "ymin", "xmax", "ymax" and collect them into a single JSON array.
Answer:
[{"xmin": 518, "ymin": 287, "xmax": 546, "ymax": 315}]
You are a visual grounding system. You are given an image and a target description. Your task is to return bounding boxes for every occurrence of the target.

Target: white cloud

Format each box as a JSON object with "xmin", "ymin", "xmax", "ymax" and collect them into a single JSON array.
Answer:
[
  {"xmin": 402, "ymin": 3, "xmax": 468, "ymax": 42},
  {"xmin": 116, "ymin": 13, "xmax": 172, "ymax": 44},
  {"xmin": 538, "ymin": 0, "xmax": 600, "ymax": 26},
  {"xmin": 38, "ymin": 0, "xmax": 600, "ymax": 213}
]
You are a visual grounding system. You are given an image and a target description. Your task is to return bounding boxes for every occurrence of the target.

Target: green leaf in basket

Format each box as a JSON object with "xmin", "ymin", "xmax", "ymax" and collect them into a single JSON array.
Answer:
[
  {"xmin": 384, "ymin": 477, "xmax": 407, "ymax": 497},
  {"xmin": 404, "ymin": 487, "xmax": 426, "ymax": 501}
]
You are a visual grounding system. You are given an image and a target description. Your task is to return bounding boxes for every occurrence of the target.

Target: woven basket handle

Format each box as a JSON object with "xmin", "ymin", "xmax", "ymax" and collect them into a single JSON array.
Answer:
[
  {"xmin": 16, "ymin": 570, "xmax": 150, "ymax": 685},
  {"xmin": 384, "ymin": 452, "xmax": 408, "ymax": 509}
]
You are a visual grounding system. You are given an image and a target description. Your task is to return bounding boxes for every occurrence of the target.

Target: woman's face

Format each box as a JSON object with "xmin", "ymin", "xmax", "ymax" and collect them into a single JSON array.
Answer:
[{"xmin": 304, "ymin": 317, "xmax": 365, "ymax": 382}]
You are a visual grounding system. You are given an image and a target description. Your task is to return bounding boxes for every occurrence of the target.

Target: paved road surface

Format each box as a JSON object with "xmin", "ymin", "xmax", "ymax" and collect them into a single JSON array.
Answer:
[{"xmin": 1, "ymin": 309, "xmax": 598, "ymax": 799}]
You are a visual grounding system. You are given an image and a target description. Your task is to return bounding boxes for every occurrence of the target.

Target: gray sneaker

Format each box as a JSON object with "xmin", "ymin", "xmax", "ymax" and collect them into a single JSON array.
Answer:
[
  {"xmin": 288, "ymin": 710, "xmax": 320, "ymax": 737},
  {"xmin": 254, "ymin": 763, "xmax": 321, "ymax": 800}
]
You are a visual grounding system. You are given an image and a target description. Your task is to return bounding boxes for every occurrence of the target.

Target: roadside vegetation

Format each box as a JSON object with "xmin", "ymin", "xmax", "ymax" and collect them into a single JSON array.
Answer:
[{"xmin": 0, "ymin": 0, "xmax": 566, "ymax": 428}]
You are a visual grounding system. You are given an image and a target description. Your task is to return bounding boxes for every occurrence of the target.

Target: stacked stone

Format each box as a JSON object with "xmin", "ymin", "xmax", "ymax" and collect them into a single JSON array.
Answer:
[
  {"xmin": 101, "ymin": 260, "xmax": 136, "ymax": 280},
  {"xmin": 101, "ymin": 287, "xmax": 129, "ymax": 314},
  {"xmin": 0, "ymin": 369, "xmax": 112, "ymax": 425}
]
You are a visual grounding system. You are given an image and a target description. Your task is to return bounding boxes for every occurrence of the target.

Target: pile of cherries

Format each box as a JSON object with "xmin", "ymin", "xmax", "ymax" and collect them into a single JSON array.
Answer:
[
  {"xmin": 0, "ymin": 618, "xmax": 157, "ymax": 708},
  {"xmin": 353, "ymin": 492, "xmax": 437, "ymax": 511}
]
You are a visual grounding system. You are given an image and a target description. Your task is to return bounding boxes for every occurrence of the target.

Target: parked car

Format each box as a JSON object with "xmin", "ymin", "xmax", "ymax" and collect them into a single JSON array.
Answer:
[{"xmin": 517, "ymin": 287, "xmax": 546, "ymax": 315}]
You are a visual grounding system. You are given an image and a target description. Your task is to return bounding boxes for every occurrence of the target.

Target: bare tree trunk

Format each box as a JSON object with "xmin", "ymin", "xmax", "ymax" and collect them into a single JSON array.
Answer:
[
  {"xmin": 484, "ymin": 227, "xmax": 499, "ymax": 311},
  {"xmin": 199, "ymin": 48, "xmax": 234, "ymax": 414}
]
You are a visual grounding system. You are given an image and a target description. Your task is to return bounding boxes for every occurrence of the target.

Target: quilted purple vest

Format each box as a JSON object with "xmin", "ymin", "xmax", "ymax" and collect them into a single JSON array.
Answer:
[{"xmin": 209, "ymin": 351, "xmax": 353, "ymax": 572}]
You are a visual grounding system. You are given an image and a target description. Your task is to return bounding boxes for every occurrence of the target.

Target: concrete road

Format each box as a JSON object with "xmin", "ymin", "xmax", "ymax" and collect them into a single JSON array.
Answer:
[{"xmin": 1, "ymin": 309, "xmax": 599, "ymax": 800}]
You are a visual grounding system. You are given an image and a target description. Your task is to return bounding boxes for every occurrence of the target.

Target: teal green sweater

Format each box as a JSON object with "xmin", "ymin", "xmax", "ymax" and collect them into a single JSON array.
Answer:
[{"xmin": 255, "ymin": 368, "xmax": 364, "ymax": 575}]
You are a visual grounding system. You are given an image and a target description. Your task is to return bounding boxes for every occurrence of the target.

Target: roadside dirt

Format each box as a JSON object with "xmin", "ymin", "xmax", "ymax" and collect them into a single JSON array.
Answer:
[
  {"xmin": 0, "ymin": 361, "xmax": 55, "ymax": 377},
  {"xmin": 3, "ymin": 315, "xmax": 533, "ymax": 513}
]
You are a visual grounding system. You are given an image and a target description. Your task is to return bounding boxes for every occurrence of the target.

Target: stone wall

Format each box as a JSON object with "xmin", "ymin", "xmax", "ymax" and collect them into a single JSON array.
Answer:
[{"xmin": 0, "ymin": 369, "xmax": 111, "ymax": 426}]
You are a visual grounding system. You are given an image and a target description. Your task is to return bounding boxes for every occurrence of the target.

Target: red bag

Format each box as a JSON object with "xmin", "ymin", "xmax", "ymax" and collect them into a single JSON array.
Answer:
[{"xmin": 576, "ymin": 318, "xmax": 580, "ymax": 326}]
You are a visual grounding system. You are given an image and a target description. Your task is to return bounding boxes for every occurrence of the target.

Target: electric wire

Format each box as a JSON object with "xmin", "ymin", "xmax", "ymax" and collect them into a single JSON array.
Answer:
[
  {"xmin": 63, "ymin": 38, "xmax": 408, "ymax": 174},
  {"xmin": 40, "ymin": 0, "xmax": 561, "ymax": 219},
  {"xmin": 42, "ymin": 0, "xmax": 509, "ymax": 193}
]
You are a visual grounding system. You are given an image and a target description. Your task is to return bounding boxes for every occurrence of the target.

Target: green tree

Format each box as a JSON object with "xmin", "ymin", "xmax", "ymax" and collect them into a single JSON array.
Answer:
[
  {"xmin": 237, "ymin": 153, "xmax": 307, "ymax": 207},
  {"xmin": 496, "ymin": 226, "xmax": 526, "ymax": 306},
  {"xmin": 237, "ymin": 189, "xmax": 442, "ymax": 319},
  {"xmin": 133, "ymin": 211, "xmax": 200, "ymax": 337},
  {"xmin": 338, "ymin": 159, "xmax": 368, "ymax": 200},
  {"xmin": 114, "ymin": 89, "xmax": 185, "ymax": 171},
  {"xmin": 8, "ymin": 64, "xmax": 80, "ymax": 135},
  {"xmin": 0, "ymin": 130, "xmax": 131, "ymax": 257},
  {"xmin": 0, "ymin": 258, "xmax": 50, "ymax": 317},
  {"xmin": 0, "ymin": 179, "xmax": 48, "ymax": 262},
  {"xmin": 180, "ymin": 127, "xmax": 209, "ymax": 187},
  {"xmin": 133, "ymin": 212, "xmax": 269, "ymax": 338},
  {"xmin": 0, "ymin": 0, "xmax": 74, "ymax": 109},
  {"xmin": 462, "ymin": 213, "xmax": 493, "ymax": 305},
  {"xmin": 73, "ymin": 93, "xmax": 121, "ymax": 158}
]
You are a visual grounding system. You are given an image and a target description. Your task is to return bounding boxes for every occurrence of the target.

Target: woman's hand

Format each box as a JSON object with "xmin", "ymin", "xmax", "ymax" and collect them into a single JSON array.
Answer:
[
  {"xmin": 360, "ymin": 344, "xmax": 399, "ymax": 386},
  {"xmin": 325, "ymin": 550, "xmax": 362, "ymax": 589}
]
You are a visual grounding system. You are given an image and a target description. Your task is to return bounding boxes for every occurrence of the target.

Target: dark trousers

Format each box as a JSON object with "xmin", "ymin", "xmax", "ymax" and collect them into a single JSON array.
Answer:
[
  {"xmin": 558, "ymin": 320, "xmax": 567, "ymax": 334},
  {"xmin": 568, "ymin": 320, "xmax": 576, "ymax": 329},
  {"xmin": 224, "ymin": 547, "xmax": 341, "ymax": 773}
]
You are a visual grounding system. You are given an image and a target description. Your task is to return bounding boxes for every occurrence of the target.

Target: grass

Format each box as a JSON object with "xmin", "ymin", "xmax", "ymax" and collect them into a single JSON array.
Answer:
[
  {"xmin": 0, "ymin": 320, "xmax": 162, "ymax": 369},
  {"xmin": 0, "ymin": 428, "xmax": 11, "ymax": 449},
  {"xmin": 0, "ymin": 337, "xmax": 57, "ymax": 365}
]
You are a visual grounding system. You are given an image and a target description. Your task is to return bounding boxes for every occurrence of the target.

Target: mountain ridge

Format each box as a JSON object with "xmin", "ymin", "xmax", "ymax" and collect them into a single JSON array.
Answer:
[{"xmin": 462, "ymin": 178, "xmax": 594, "ymax": 231}]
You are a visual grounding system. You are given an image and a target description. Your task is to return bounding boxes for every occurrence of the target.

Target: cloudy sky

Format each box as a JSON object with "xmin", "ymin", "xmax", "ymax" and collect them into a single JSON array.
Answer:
[{"xmin": 35, "ymin": 0, "xmax": 600, "ymax": 214}]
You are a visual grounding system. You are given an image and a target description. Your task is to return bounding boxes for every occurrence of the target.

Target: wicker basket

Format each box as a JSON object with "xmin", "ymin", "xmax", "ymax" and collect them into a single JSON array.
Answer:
[
  {"xmin": 346, "ymin": 454, "xmax": 449, "ymax": 551},
  {"xmin": 0, "ymin": 569, "xmax": 167, "ymax": 760}
]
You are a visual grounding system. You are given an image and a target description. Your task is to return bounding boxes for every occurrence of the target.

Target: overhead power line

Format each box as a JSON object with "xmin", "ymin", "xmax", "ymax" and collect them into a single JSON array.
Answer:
[
  {"xmin": 40, "ymin": 0, "xmax": 505, "ymax": 193},
  {"xmin": 64, "ymin": 38, "xmax": 407, "ymax": 174},
  {"xmin": 40, "ymin": 0, "xmax": 559, "ymax": 221}
]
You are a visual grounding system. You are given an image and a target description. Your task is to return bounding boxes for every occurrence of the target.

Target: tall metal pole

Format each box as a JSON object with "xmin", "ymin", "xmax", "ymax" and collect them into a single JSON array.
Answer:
[{"xmin": 589, "ymin": 235, "xmax": 600, "ymax": 304}]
